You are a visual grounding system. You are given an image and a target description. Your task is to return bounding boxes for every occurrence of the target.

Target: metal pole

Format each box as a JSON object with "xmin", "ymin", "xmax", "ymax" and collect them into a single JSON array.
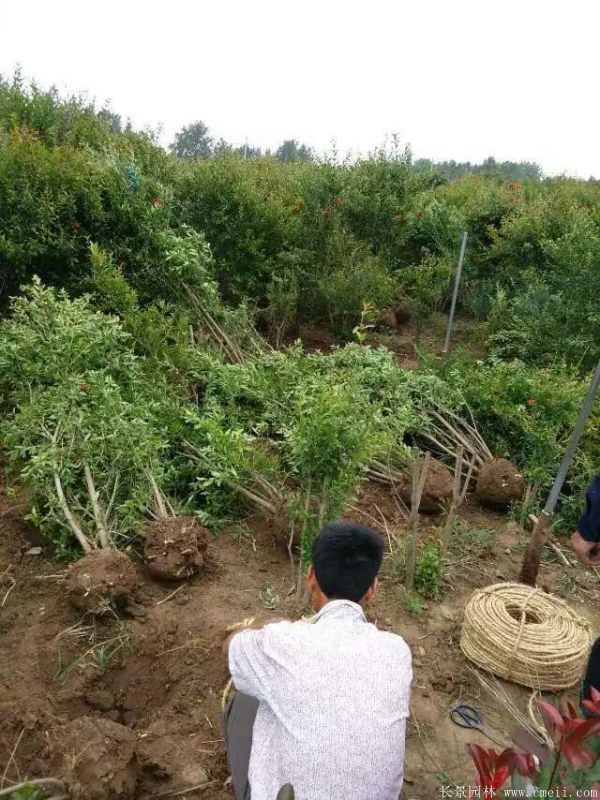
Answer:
[
  {"xmin": 519, "ymin": 357, "xmax": 600, "ymax": 585},
  {"xmin": 442, "ymin": 231, "xmax": 468, "ymax": 354}
]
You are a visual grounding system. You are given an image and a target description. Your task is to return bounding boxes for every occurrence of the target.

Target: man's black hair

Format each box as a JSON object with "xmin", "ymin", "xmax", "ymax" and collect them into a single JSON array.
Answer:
[{"xmin": 311, "ymin": 521, "xmax": 384, "ymax": 603}]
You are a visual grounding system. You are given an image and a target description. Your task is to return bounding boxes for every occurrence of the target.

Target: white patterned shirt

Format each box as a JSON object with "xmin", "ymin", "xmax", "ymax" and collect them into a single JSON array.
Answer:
[{"xmin": 229, "ymin": 599, "xmax": 413, "ymax": 800}]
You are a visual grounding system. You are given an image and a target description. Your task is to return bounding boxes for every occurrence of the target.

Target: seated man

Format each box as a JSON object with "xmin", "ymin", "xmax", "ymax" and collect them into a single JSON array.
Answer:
[{"xmin": 223, "ymin": 521, "xmax": 413, "ymax": 800}]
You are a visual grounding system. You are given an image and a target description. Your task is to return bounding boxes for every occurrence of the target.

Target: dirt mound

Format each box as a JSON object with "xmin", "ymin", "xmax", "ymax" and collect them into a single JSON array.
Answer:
[
  {"xmin": 55, "ymin": 716, "xmax": 138, "ymax": 800},
  {"xmin": 475, "ymin": 458, "xmax": 526, "ymax": 509},
  {"xmin": 66, "ymin": 550, "xmax": 138, "ymax": 614},
  {"xmin": 399, "ymin": 458, "xmax": 453, "ymax": 513},
  {"xmin": 144, "ymin": 516, "xmax": 208, "ymax": 581},
  {"xmin": 380, "ymin": 302, "xmax": 412, "ymax": 331}
]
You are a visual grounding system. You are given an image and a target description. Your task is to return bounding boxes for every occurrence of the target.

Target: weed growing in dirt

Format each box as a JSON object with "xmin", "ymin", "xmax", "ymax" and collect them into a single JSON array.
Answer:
[
  {"xmin": 260, "ymin": 585, "xmax": 280, "ymax": 610},
  {"xmin": 414, "ymin": 540, "xmax": 444, "ymax": 598},
  {"xmin": 449, "ymin": 523, "xmax": 497, "ymax": 555},
  {"xmin": 5, "ymin": 786, "xmax": 45, "ymax": 800},
  {"xmin": 53, "ymin": 616, "xmax": 132, "ymax": 685},
  {"xmin": 556, "ymin": 572, "xmax": 579, "ymax": 599},
  {"xmin": 402, "ymin": 589, "xmax": 424, "ymax": 614}
]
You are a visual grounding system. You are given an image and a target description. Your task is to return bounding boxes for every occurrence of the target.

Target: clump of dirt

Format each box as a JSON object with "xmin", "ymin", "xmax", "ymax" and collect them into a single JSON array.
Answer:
[
  {"xmin": 54, "ymin": 716, "xmax": 138, "ymax": 800},
  {"xmin": 475, "ymin": 458, "xmax": 526, "ymax": 510},
  {"xmin": 400, "ymin": 458, "xmax": 453, "ymax": 513},
  {"xmin": 143, "ymin": 516, "xmax": 208, "ymax": 581},
  {"xmin": 381, "ymin": 301, "xmax": 412, "ymax": 330},
  {"xmin": 66, "ymin": 550, "xmax": 138, "ymax": 614}
]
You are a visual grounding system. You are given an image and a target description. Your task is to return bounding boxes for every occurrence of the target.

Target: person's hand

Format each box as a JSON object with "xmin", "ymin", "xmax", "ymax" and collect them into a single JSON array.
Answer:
[{"xmin": 571, "ymin": 530, "xmax": 600, "ymax": 565}]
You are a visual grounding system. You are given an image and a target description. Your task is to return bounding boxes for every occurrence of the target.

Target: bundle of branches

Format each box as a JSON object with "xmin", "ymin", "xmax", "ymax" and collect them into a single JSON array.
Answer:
[
  {"xmin": 365, "ymin": 403, "xmax": 490, "ymax": 502},
  {"xmin": 183, "ymin": 414, "xmax": 288, "ymax": 526},
  {"xmin": 2, "ymin": 376, "xmax": 166, "ymax": 556},
  {"xmin": 415, "ymin": 401, "xmax": 492, "ymax": 479},
  {"xmin": 185, "ymin": 285, "xmax": 270, "ymax": 364}
]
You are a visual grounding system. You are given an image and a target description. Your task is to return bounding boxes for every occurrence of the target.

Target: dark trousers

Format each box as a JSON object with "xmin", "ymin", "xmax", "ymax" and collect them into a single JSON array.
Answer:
[
  {"xmin": 223, "ymin": 691, "xmax": 259, "ymax": 800},
  {"xmin": 582, "ymin": 636, "xmax": 600, "ymax": 716}
]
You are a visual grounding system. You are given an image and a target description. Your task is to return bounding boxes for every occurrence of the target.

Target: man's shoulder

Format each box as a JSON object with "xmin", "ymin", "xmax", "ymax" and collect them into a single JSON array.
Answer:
[{"xmin": 370, "ymin": 627, "xmax": 412, "ymax": 659}]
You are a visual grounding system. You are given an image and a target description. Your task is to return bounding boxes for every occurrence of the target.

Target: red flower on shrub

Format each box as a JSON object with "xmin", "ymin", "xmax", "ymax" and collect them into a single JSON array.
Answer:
[
  {"xmin": 508, "ymin": 181, "xmax": 522, "ymax": 190},
  {"xmin": 508, "ymin": 195, "xmax": 516, "ymax": 204},
  {"xmin": 415, "ymin": 211, "xmax": 423, "ymax": 218},
  {"xmin": 291, "ymin": 198, "xmax": 305, "ymax": 214},
  {"xmin": 332, "ymin": 195, "xmax": 342, "ymax": 207},
  {"xmin": 151, "ymin": 198, "xmax": 162, "ymax": 207},
  {"xmin": 527, "ymin": 398, "xmax": 535, "ymax": 407},
  {"xmin": 74, "ymin": 221, "xmax": 81, "ymax": 229},
  {"xmin": 78, "ymin": 382, "xmax": 89, "ymax": 393}
]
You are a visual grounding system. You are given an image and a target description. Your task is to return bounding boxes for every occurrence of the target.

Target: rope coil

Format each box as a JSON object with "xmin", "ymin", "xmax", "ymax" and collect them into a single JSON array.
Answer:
[{"xmin": 461, "ymin": 583, "xmax": 593, "ymax": 690}]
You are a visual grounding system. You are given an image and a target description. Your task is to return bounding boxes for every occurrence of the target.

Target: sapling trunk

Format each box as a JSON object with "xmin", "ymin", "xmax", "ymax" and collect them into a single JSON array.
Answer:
[
  {"xmin": 296, "ymin": 477, "xmax": 313, "ymax": 599},
  {"xmin": 148, "ymin": 472, "xmax": 169, "ymax": 519},
  {"xmin": 405, "ymin": 452, "xmax": 431, "ymax": 592},
  {"xmin": 83, "ymin": 464, "xmax": 110, "ymax": 548},
  {"xmin": 53, "ymin": 473, "xmax": 93, "ymax": 553}
]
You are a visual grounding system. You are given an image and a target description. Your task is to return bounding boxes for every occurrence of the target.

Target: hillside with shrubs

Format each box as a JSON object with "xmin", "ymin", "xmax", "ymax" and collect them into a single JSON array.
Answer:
[{"xmin": 1, "ymin": 70, "xmax": 600, "ymax": 564}]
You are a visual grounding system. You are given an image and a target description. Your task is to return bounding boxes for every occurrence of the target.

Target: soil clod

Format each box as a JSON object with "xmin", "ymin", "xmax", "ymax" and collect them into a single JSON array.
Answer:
[
  {"xmin": 56, "ymin": 716, "xmax": 139, "ymax": 799},
  {"xmin": 399, "ymin": 458, "xmax": 453, "ymax": 513},
  {"xmin": 475, "ymin": 458, "xmax": 526, "ymax": 510},
  {"xmin": 65, "ymin": 549, "xmax": 138, "ymax": 614},
  {"xmin": 143, "ymin": 516, "xmax": 208, "ymax": 581}
]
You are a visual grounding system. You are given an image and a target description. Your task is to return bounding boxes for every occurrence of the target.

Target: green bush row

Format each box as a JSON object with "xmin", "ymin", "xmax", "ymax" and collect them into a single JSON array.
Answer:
[{"xmin": 5, "ymin": 73, "xmax": 600, "ymax": 366}]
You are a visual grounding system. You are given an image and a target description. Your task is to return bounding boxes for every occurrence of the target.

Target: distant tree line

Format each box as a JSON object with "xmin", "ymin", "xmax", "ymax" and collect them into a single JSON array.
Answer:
[
  {"xmin": 169, "ymin": 120, "xmax": 314, "ymax": 163},
  {"xmin": 168, "ymin": 121, "xmax": 544, "ymax": 182},
  {"xmin": 414, "ymin": 156, "xmax": 543, "ymax": 182}
]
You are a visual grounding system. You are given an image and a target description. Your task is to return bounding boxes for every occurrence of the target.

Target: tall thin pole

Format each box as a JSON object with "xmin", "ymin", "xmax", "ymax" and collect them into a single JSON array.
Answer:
[
  {"xmin": 519, "ymin": 357, "xmax": 600, "ymax": 585},
  {"xmin": 442, "ymin": 231, "xmax": 468, "ymax": 355}
]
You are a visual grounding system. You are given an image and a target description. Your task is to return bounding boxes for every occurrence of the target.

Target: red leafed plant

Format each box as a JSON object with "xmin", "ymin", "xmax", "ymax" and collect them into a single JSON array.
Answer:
[{"xmin": 466, "ymin": 688, "xmax": 600, "ymax": 798}]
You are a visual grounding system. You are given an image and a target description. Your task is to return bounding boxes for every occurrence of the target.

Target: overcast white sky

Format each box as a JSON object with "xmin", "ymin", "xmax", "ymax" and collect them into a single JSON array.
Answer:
[{"xmin": 2, "ymin": 0, "xmax": 599, "ymax": 176}]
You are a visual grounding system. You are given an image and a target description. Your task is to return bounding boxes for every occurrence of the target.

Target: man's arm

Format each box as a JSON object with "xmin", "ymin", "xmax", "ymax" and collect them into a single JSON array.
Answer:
[
  {"xmin": 572, "ymin": 475, "xmax": 600, "ymax": 565},
  {"xmin": 222, "ymin": 617, "xmax": 287, "ymax": 662}
]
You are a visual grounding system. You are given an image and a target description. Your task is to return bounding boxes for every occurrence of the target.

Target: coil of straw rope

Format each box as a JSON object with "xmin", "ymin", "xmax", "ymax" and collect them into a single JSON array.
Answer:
[{"xmin": 461, "ymin": 583, "xmax": 592, "ymax": 690}]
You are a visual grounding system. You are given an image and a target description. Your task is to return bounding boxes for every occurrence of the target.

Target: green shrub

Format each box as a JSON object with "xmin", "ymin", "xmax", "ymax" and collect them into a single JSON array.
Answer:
[
  {"xmin": 0, "ymin": 279, "xmax": 138, "ymax": 407},
  {"xmin": 414, "ymin": 540, "xmax": 444, "ymax": 598},
  {"xmin": 3, "ymin": 375, "xmax": 166, "ymax": 555}
]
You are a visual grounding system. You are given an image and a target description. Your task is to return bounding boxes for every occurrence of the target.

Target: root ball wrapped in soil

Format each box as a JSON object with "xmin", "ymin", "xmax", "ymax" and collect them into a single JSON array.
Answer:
[
  {"xmin": 399, "ymin": 458, "xmax": 453, "ymax": 513},
  {"xmin": 66, "ymin": 550, "xmax": 138, "ymax": 614},
  {"xmin": 144, "ymin": 516, "xmax": 208, "ymax": 581},
  {"xmin": 57, "ymin": 716, "xmax": 138, "ymax": 799},
  {"xmin": 475, "ymin": 458, "xmax": 526, "ymax": 510}
]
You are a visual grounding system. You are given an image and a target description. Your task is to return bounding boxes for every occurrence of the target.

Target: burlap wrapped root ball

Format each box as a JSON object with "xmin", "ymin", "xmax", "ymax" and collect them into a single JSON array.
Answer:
[{"xmin": 460, "ymin": 583, "xmax": 592, "ymax": 690}]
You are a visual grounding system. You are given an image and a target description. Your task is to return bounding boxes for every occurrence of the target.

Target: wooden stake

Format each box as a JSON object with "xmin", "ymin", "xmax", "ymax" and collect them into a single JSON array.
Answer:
[
  {"xmin": 441, "ymin": 445, "xmax": 463, "ymax": 550},
  {"xmin": 406, "ymin": 452, "xmax": 431, "ymax": 591}
]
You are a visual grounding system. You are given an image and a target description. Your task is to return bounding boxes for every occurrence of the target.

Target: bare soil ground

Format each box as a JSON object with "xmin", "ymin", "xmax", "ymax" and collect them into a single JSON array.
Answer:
[{"xmin": 1, "ymin": 476, "xmax": 599, "ymax": 799}]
